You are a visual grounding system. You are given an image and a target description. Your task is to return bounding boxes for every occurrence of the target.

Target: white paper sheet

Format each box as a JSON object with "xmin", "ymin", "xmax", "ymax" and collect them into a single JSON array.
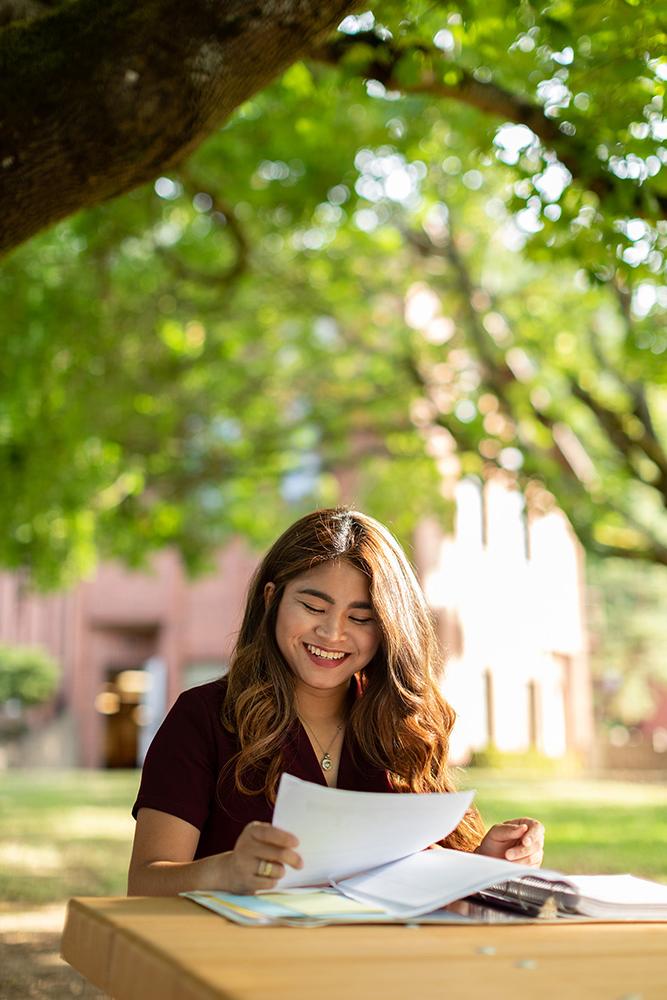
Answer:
[
  {"xmin": 562, "ymin": 873, "xmax": 667, "ymax": 917},
  {"xmin": 335, "ymin": 847, "xmax": 541, "ymax": 916},
  {"xmin": 272, "ymin": 773, "xmax": 474, "ymax": 889},
  {"xmin": 566, "ymin": 873, "xmax": 667, "ymax": 905}
]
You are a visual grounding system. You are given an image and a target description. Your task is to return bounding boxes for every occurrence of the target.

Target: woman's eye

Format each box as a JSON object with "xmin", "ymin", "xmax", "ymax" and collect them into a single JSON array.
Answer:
[
  {"xmin": 299, "ymin": 601, "xmax": 373, "ymax": 623},
  {"xmin": 301, "ymin": 602, "xmax": 324, "ymax": 613}
]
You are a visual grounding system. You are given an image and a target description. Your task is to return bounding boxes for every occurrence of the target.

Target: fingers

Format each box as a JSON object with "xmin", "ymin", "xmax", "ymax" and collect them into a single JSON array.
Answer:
[
  {"xmin": 242, "ymin": 869, "xmax": 282, "ymax": 893},
  {"xmin": 228, "ymin": 822, "xmax": 304, "ymax": 893},
  {"xmin": 249, "ymin": 822, "xmax": 303, "ymax": 871},
  {"xmin": 492, "ymin": 822, "xmax": 529, "ymax": 842},
  {"xmin": 505, "ymin": 841, "xmax": 543, "ymax": 863},
  {"xmin": 253, "ymin": 859, "xmax": 286, "ymax": 884},
  {"xmin": 502, "ymin": 818, "xmax": 545, "ymax": 865}
]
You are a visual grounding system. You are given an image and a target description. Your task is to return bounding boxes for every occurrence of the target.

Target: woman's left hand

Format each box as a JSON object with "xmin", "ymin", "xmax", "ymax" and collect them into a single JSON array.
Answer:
[{"xmin": 475, "ymin": 817, "xmax": 544, "ymax": 867}]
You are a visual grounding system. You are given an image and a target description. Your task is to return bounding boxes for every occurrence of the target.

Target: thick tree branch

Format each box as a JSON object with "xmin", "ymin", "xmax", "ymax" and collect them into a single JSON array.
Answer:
[
  {"xmin": 0, "ymin": 0, "xmax": 359, "ymax": 256},
  {"xmin": 310, "ymin": 31, "xmax": 666, "ymax": 220}
]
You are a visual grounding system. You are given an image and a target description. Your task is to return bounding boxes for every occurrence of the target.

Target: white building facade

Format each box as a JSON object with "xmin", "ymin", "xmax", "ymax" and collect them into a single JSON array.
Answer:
[{"xmin": 414, "ymin": 475, "xmax": 593, "ymax": 763}]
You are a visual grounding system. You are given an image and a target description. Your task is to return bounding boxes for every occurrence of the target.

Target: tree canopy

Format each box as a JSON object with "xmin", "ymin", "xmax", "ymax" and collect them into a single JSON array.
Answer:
[{"xmin": 1, "ymin": 0, "xmax": 666, "ymax": 585}]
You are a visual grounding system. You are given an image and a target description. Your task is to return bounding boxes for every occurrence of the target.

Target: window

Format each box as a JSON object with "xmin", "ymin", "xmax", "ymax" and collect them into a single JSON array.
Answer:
[{"xmin": 182, "ymin": 661, "xmax": 228, "ymax": 691}]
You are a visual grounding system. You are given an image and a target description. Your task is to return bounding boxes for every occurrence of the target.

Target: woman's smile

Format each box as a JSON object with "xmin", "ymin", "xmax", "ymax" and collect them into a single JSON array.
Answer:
[{"xmin": 303, "ymin": 642, "xmax": 351, "ymax": 666}]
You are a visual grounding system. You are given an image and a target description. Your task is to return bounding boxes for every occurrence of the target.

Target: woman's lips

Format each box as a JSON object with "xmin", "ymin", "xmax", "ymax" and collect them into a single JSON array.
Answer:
[{"xmin": 302, "ymin": 642, "xmax": 351, "ymax": 668}]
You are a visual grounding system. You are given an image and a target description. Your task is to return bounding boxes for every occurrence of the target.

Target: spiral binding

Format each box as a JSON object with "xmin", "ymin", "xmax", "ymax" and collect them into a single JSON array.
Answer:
[{"xmin": 473, "ymin": 875, "xmax": 581, "ymax": 917}]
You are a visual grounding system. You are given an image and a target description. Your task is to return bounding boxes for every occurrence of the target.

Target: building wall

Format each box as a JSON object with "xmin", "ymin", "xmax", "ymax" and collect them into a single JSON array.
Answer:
[
  {"xmin": 0, "ymin": 539, "xmax": 259, "ymax": 767},
  {"xmin": 414, "ymin": 476, "xmax": 593, "ymax": 763}
]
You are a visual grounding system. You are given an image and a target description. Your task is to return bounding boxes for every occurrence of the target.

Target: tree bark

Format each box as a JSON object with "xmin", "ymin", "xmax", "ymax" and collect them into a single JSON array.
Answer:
[{"xmin": 0, "ymin": 0, "xmax": 357, "ymax": 256}]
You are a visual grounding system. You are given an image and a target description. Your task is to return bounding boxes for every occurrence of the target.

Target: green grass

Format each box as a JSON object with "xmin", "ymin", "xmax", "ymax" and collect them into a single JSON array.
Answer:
[
  {"xmin": 0, "ymin": 770, "xmax": 138, "ymax": 905},
  {"xmin": 461, "ymin": 769, "xmax": 667, "ymax": 882},
  {"xmin": 0, "ymin": 769, "xmax": 665, "ymax": 907}
]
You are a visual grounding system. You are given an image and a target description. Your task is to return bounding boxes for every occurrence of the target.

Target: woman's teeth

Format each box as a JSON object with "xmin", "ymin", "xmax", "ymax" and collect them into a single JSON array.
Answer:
[{"xmin": 305, "ymin": 643, "xmax": 347, "ymax": 661}]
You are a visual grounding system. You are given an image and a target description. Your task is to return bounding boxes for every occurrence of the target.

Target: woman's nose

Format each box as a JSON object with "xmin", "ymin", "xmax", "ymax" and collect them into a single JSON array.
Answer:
[{"xmin": 315, "ymin": 614, "xmax": 346, "ymax": 641}]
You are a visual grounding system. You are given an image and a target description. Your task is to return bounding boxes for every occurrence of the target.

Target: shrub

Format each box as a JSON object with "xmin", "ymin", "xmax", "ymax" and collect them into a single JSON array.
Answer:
[
  {"xmin": 467, "ymin": 743, "xmax": 583, "ymax": 775},
  {"xmin": 0, "ymin": 643, "xmax": 60, "ymax": 706}
]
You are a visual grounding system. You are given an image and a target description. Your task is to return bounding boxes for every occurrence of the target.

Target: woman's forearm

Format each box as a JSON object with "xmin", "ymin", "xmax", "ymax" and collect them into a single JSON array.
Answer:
[{"xmin": 127, "ymin": 852, "xmax": 231, "ymax": 896}]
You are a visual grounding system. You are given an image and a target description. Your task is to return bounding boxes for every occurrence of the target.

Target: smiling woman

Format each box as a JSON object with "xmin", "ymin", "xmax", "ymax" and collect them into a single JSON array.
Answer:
[
  {"xmin": 127, "ymin": 507, "xmax": 544, "ymax": 897},
  {"xmin": 264, "ymin": 560, "xmax": 381, "ymax": 783}
]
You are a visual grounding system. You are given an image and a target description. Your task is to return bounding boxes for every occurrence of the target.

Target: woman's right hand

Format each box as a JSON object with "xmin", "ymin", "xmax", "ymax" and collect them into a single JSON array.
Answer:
[{"xmin": 222, "ymin": 821, "xmax": 303, "ymax": 893}]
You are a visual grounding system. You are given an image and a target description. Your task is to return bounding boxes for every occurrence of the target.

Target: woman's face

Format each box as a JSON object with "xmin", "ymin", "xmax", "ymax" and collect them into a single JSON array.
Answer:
[{"xmin": 266, "ymin": 560, "xmax": 381, "ymax": 697}]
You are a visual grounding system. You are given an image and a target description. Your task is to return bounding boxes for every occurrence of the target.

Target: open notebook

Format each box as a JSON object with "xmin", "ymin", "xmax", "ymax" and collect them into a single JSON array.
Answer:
[
  {"xmin": 333, "ymin": 848, "xmax": 667, "ymax": 921},
  {"xmin": 183, "ymin": 855, "xmax": 667, "ymax": 926},
  {"xmin": 181, "ymin": 888, "xmax": 549, "ymax": 926}
]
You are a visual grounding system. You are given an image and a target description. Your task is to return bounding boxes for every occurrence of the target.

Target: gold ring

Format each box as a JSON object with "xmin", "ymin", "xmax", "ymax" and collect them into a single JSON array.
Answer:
[{"xmin": 257, "ymin": 859, "xmax": 274, "ymax": 878}]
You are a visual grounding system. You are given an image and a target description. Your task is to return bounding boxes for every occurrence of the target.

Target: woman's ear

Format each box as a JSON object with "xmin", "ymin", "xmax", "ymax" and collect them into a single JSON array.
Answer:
[{"xmin": 264, "ymin": 581, "xmax": 276, "ymax": 610}]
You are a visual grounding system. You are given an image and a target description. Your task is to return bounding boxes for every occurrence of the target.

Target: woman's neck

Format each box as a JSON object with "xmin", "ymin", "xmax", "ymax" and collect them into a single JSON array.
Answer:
[{"xmin": 294, "ymin": 682, "xmax": 349, "ymax": 725}]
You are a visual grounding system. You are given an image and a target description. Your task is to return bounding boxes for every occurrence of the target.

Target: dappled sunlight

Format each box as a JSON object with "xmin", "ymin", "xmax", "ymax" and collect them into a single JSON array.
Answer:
[
  {"xmin": 0, "ymin": 904, "xmax": 67, "ymax": 933},
  {"xmin": 0, "ymin": 842, "xmax": 63, "ymax": 873},
  {"xmin": 50, "ymin": 809, "xmax": 134, "ymax": 841},
  {"xmin": 34, "ymin": 949, "xmax": 66, "ymax": 968}
]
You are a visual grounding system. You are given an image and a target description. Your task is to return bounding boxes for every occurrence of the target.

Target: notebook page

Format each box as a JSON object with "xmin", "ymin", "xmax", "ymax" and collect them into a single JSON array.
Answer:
[{"xmin": 335, "ymin": 847, "xmax": 544, "ymax": 916}]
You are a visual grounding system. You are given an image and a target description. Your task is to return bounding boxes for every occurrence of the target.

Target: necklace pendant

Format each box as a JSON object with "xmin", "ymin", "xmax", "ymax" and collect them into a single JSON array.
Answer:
[{"xmin": 321, "ymin": 753, "xmax": 332, "ymax": 771}]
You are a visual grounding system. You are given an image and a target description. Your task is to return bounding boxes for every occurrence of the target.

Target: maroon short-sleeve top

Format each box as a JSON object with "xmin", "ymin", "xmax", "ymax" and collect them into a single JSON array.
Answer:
[{"xmin": 132, "ymin": 678, "xmax": 393, "ymax": 859}]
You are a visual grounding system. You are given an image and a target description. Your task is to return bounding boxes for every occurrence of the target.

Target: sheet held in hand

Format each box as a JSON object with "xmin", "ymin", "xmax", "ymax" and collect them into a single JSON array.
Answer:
[{"xmin": 271, "ymin": 773, "xmax": 474, "ymax": 889}]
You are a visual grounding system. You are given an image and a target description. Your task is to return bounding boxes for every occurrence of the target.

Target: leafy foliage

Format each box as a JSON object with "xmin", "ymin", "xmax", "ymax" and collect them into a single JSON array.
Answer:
[
  {"xmin": 0, "ymin": 643, "xmax": 60, "ymax": 705},
  {"xmin": 1, "ymin": 0, "xmax": 666, "ymax": 584},
  {"xmin": 588, "ymin": 557, "xmax": 667, "ymax": 724}
]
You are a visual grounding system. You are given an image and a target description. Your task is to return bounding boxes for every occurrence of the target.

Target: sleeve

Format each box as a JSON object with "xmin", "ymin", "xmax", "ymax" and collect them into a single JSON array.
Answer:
[{"xmin": 132, "ymin": 686, "xmax": 218, "ymax": 831}]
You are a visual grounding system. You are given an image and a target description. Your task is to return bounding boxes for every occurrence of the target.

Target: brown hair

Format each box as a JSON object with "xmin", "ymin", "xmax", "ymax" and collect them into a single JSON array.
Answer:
[{"xmin": 221, "ymin": 507, "xmax": 483, "ymax": 851}]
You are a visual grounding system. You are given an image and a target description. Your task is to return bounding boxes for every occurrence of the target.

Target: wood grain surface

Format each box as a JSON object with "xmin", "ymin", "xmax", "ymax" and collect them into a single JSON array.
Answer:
[{"xmin": 61, "ymin": 896, "xmax": 667, "ymax": 1000}]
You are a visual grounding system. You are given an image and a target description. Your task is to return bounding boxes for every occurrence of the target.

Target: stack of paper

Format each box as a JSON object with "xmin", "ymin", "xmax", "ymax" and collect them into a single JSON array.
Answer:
[
  {"xmin": 561, "ymin": 874, "xmax": 667, "ymax": 920},
  {"xmin": 184, "ymin": 774, "xmax": 667, "ymax": 925}
]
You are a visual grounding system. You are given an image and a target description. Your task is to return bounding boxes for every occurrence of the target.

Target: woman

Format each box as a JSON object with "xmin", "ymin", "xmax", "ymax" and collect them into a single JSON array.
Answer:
[{"xmin": 128, "ymin": 507, "xmax": 544, "ymax": 896}]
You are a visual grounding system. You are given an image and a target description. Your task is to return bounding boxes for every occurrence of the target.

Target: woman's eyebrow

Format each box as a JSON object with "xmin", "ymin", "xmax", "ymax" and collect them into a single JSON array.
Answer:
[{"xmin": 296, "ymin": 587, "xmax": 373, "ymax": 610}]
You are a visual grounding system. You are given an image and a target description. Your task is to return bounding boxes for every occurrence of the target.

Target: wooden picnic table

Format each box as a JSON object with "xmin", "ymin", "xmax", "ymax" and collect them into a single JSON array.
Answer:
[{"xmin": 61, "ymin": 895, "xmax": 667, "ymax": 1000}]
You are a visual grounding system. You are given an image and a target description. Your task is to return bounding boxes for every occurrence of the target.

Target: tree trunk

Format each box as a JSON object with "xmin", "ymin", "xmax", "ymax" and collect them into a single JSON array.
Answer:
[{"xmin": 0, "ymin": 0, "xmax": 357, "ymax": 256}]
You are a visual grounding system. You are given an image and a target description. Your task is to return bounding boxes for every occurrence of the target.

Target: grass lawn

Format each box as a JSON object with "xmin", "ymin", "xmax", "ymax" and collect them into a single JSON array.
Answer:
[
  {"xmin": 463, "ymin": 768, "xmax": 667, "ymax": 882},
  {"xmin": 0, "ymin": 770, "xmax": 138, "ymax": 906},
  {"xmin": 1, "ymin": 768, "xmax": 666, "ymax": 909}
]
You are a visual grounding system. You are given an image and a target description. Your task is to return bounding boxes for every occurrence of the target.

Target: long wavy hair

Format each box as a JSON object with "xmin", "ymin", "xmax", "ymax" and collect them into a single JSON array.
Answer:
[{"xmin": 221, "ymin": 507, "xmax": 483, "ymax": 851}]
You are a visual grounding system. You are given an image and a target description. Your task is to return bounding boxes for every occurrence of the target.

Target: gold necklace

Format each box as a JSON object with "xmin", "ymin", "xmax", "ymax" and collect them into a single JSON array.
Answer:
[{"xmin": 300, "ymin": 717, "xmax": 344, "ymax": 772}]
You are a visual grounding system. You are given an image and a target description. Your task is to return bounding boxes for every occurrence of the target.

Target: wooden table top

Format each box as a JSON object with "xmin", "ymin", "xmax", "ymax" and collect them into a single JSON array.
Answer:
[{"xmin": 61, "ymin": 896, "xmax": 667, "ymax": 1000}]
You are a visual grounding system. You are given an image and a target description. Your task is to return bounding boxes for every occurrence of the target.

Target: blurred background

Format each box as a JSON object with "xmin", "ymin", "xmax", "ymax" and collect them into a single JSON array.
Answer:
[{"xmin": 1, "ymin": 1, "xmax": 666, "ymax": 995}]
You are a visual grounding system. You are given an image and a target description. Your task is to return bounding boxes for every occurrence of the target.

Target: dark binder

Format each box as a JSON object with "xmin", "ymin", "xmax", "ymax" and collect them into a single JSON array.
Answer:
[{"xmin": 469, "ymin": 874, "xmax": 581, "ymax": 918}]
